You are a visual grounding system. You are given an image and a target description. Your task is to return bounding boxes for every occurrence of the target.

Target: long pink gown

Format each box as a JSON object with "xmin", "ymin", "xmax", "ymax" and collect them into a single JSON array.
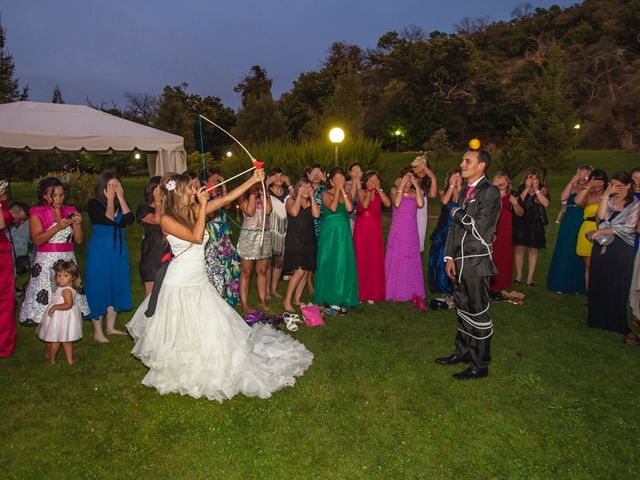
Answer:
[
  {"xmin": 353, "ymin": 192, "xmax": 385, "ymax": 302},
  {"xmin": 0, "ymin": 201, "xmax": 16, "ymax": 357},
  {"xmin": 385, "ymin": 195, "xmax": 425, "ymax": 301}
]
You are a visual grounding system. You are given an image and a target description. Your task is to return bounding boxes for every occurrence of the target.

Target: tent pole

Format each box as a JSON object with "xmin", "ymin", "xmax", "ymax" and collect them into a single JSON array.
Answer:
[{"xmin": 198, "ymin": 115, "xmax": 206, "ymax": 183}]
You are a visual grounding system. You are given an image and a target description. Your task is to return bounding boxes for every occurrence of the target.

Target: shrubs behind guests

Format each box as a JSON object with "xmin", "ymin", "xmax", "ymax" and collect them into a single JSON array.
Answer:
[{"xmin": 217, "ymin": 138, "xmax": 382, "ymax": 180}]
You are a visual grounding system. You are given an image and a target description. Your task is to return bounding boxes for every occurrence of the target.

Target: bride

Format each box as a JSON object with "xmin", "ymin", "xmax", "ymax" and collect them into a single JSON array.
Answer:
[{"xmin": 126, "ymin": 170, "xmax": 313, "ymax": 401}]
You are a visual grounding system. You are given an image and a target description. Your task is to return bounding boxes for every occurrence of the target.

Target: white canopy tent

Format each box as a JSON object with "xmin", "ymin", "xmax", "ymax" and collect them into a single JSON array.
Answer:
[{"xmin": 0, "ymin": 101, "xmax": 186, "ymax": 176}]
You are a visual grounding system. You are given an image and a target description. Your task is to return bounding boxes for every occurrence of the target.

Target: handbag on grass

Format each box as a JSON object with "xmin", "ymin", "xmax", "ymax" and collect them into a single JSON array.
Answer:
[{"xmin": 300, "ymin": 303, "xmax": 324, "ymax": 327}]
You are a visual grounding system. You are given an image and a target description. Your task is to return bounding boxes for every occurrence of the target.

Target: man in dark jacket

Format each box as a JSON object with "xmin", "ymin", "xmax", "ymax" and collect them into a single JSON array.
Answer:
[{"xmin": 436, "ymin": 149, "xmax": 502, "ymax": 380}]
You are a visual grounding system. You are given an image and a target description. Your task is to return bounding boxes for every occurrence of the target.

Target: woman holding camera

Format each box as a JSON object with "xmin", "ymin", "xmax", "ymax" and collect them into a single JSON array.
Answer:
[{"xmin": 19, "ymin": 177, "xmax": 89, "ymax": 326}]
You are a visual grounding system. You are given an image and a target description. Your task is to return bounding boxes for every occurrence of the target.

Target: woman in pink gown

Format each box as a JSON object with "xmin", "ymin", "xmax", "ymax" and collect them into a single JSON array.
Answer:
[
  {"xmin": 0, "ymin": 180, "xmax": 16, "ymax": 357},
  {"xmin": 353, "ymin": 171, "xmax": 391, "ymax": 302},
  {"xmin": 385, "ymin": 168, "xmax": 426, "ymax": 302}
]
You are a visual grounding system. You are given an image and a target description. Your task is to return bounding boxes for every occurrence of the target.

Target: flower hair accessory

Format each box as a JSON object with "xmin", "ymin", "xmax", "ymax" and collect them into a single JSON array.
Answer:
[{"xmin": 165, "ymin": 180, "xmax": 176, "ymax": 192}]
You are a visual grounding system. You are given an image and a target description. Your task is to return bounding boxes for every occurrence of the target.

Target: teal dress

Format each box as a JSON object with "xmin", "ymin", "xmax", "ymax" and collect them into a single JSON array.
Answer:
[
  {"xmin": 546, "ymin": 194, "xmax": 586, "ymax": 294},
  {"xmin": 313, "ymin": 202, "xmax": 359, "ymax": 307}
]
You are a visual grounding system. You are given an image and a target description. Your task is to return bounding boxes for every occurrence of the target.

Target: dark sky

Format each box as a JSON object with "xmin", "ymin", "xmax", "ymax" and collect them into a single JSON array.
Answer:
[{"xmin": 2, "ymin": 0, "xmax": 577, "ymax": 109}]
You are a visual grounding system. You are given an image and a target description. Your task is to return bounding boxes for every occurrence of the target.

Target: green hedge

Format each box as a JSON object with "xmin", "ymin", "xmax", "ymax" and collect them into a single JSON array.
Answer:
[{"xmin": 214, "ymin": 138, "xmax": 382, "ymax": 179}]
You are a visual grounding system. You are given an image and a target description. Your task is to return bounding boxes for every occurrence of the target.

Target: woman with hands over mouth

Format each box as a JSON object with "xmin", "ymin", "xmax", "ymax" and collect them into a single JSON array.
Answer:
[
  {"xmin": 385, "ymin": 168, "xmax": 426, "ymax": 303},
  {"xmin": 313, "ymin": 167, "xmax": 359, "ymax": 309}
]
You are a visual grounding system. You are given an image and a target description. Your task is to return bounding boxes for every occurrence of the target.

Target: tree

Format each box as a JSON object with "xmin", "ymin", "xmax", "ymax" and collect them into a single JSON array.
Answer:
[
  {"xmin": 153, "ymin": 83, "xmax": 237, "ymax": 155},
  {"xmin": 318, "ymin": 73, "xmax": 365, "ymax": 138},
  {"xmin": 123, "ymin": 92, "xmax": 157, "ymax": 125},
  {"xmin": 322, "ymin": 41, "xmax": 364, "ymax": 77},
  {"xmin": 519, "ymin": 47, "xmax": 578, "ymax": 171},
  {"xmin": 511, "ymin": 3, "xmax": 534, "ymax": 21},
  {"xmin": 422, "ymin": 128, "xmax": 452, "ymax": 173},
  {"xmin": 0, "ymin": 24, "xmax": 28, "ymax": 103},
  {"xmin": 280, "ymin": 70, "xmax": 334, "ymax": 140},
  {"xmin": 189, "ymin": 93, "xmax": 236, "ymax": 158},
  {"xmin": 232, "ymin": 94, "xmax": 288, "ymax": 144},
  {"xmin": 232, "ymin": 66, "xmax": 287, "ymax": 144},
  {"xmin": 154, "ymin": 83, "xmax": 195, "ymax": 151},
  {"xmin": 233, "ymin": 65, "xmax": 272, "ymax": 108},
  {"xmin": 52, "ymin": 84, "xmax": 64, "ymax": 104},
  {"xmin": 454, "ymin": 16, "xmax": 493, "ymax": 36},
  {"xmin": 496, "ymin": 127, "xmax": 528, "ymax": 179},
  {"xmin": 570, "ymin": 36, "xmax": 640, "ymax": 149}
]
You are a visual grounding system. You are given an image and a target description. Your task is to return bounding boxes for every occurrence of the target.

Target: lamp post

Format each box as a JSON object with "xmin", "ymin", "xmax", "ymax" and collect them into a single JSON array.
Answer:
[
  {"xmin": 329, "ymin": 127, "xmax": 345, "ymax": 166},
  {"xmin": 394, "ymin": 129, "xmax": 402, "ymax": 152}
]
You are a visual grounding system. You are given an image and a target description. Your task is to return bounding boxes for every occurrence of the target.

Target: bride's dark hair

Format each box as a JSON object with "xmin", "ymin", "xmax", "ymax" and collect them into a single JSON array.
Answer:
[{"xmin": 160, "ymin": 173, "xmax": 197, "ymax": 229}]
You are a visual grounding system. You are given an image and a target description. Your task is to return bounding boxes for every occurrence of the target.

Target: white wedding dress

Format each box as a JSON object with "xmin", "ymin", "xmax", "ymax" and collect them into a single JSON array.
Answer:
[{"xmin": 126, "ymin": 233, "xmax": 313, "ymax": 402}]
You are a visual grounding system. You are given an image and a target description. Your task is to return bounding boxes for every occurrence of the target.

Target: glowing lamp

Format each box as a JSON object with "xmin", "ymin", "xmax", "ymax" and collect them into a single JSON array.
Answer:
[{"xmin": 329, "ymin": 127, "xmax": 345, "ymax": 144}]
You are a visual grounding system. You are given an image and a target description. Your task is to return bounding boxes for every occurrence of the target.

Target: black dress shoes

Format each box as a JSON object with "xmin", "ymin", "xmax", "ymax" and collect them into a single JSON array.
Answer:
[
  {"xmin": 452, "ymin": 366, "xmax": 489, "ymax": 380},
  {"xmin": 435, "ymin": 353, "xmax": 468, "ymax": 365}
]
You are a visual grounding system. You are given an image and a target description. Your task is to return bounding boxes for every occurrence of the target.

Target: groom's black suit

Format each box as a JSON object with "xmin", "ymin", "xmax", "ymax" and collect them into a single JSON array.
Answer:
[{"xmin": 444, "ymin": 176, "xmax": 501, "ymax": 369}]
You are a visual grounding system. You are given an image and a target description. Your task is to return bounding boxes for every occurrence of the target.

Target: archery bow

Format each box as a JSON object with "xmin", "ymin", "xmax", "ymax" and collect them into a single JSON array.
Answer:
[{"xmin": 198, "ymin": 114, "xmax": 267, "ymax": 246}]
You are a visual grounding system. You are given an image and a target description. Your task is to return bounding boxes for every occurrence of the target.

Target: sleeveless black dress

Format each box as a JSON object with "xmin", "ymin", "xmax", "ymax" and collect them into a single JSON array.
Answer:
[
  {"xmin": 283, "ymin": 205, "xmax": 317, "ymax": 273},
  {"xmin": 136, "ymin": 204, "xmax": 165, "ymax": 282}
]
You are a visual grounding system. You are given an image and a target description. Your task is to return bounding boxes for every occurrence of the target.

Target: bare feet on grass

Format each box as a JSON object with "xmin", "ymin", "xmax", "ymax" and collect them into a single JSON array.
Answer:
[{"xmin": 241, "ymin": 304, "xmax": 256, "ymax": 315}]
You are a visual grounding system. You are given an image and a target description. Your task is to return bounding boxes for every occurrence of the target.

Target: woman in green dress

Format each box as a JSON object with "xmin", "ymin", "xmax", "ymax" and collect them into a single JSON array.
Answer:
[{"xmin": 313, "ymin": 167, "xmax": 359, "ymax": 308}]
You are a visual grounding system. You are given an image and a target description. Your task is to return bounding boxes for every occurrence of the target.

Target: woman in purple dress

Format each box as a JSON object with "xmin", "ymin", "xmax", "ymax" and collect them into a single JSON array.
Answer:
[{"xmin": 385, "ymin": 168, "xmax": 425, "ymax": 303}]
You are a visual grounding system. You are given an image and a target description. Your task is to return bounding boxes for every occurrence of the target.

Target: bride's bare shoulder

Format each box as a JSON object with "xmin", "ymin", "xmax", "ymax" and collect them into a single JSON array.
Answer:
[{"xmin": 160, "ymin": 215, "xmax": 182, "ymax": 235}]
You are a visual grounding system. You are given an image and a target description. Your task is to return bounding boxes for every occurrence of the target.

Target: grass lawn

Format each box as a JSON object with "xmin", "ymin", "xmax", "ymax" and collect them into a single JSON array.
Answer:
[{"xmin": 2, "ymin": 150, "xmax": 640, "ymax": 479}]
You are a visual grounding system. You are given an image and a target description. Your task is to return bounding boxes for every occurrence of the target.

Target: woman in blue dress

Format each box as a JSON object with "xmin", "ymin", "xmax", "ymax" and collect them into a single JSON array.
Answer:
[
  {"xmin": 546, "ymin": 166, "xmax": 592, "ymax": 294},
  {"xmin": 427, "ymin": 169, "xmax": 461, "ymax": 298},
  {"xmin": 84, "ymin": 171, "xmax": 134, "ymax": 342}
]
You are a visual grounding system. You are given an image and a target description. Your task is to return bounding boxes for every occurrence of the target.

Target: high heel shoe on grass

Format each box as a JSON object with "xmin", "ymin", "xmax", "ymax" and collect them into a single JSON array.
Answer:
[
  {"xmin": 411, "ymin": 294, "xmax": 419, "ymax": 308},
  {"xmin": 282, "ymin": 312, "xmax": 302, "ymax": 332}
]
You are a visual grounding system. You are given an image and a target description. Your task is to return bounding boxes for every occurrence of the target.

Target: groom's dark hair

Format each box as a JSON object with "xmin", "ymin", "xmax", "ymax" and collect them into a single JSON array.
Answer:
[{"xmin": 477, "ymin": 150, "xmax": 491, "ymax": 172}]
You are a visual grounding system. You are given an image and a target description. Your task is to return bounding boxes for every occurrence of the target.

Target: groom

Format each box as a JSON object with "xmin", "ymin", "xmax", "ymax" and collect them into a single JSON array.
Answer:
[{"xmin": 436, "ymin": 149, "xmax": 501, "ymax": 380}]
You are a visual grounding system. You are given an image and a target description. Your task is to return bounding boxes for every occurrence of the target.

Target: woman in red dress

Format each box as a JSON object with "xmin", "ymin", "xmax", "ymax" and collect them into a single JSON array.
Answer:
[
  {"xmin": 353, "ymin": 171, "xmax": 391, "ymax": 303},
  {"xmin": 0, "ymin": 179, "xmax": 17, "ymax": 357},
  {"xmin": 490, "ymin": 172, "xmax": 523, "ymax": 293}
]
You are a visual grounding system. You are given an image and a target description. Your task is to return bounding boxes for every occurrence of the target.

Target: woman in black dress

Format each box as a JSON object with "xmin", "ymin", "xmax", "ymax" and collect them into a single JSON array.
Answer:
[
  {"xmin": 136, "ymin": 176, "xmax": 164, "ymax": 297},
  {"xmin": 282, "ymin": 177, "xmax": 321, "ymax": 313},
  {"xmin": 587, "ymin": 171, "xmax": 640, "ymax": 335},
  {"xmin": 512, "ymin": 168, "xmax": 550, "ymax": 286}
]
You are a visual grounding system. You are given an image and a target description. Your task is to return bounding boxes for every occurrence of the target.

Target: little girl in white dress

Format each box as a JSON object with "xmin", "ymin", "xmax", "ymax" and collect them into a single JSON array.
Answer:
[{"xmin": 36, "ymin": 261, "xmax": 83, "ymax": 364}]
